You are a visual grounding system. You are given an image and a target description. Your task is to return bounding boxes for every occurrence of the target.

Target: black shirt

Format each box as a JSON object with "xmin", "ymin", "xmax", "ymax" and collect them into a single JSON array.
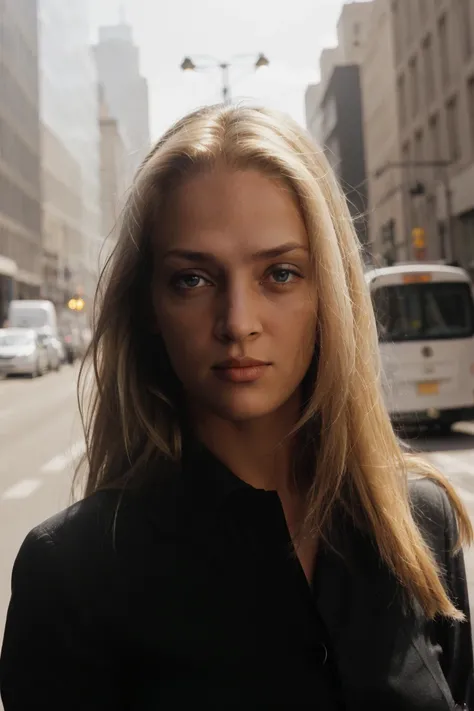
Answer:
[{"xmin": 1, "ymin": 441, "xmax": 472, "ymax": 709}]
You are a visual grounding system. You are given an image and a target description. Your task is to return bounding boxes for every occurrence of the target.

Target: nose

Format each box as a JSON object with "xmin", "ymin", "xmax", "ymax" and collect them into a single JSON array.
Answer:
[{"xmin": 214, "ymin": 280, "xmax": 262, "ymax": 344}]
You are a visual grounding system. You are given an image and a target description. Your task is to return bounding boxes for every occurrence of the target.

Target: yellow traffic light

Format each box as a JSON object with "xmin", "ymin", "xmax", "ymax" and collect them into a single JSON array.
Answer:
[
  {"xmin": 412, "ymin": 227, "xmax": 425, "ymax": 249},
  {"xmin": 68, "ymin": 298, "xmax": 77, "ymax": 310}
]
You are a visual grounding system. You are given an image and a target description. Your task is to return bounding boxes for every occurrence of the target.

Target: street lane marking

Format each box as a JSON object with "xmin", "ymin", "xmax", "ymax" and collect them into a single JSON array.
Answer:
[
  {"xmin": 40, "ymin": 440, "xmax": 85, "ymax": 474},
  {"xmin": 2, "ymin": 478, "xmax": 43, "ymax": 500}
]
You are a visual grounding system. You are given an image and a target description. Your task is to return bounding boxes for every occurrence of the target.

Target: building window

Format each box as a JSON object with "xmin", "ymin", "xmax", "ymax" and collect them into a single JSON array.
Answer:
[
  {"xmin": 429, "ymin": 114, "xmax": 441, "ymax": 160},
  {"xmin": 353, "ymin": 22, "xmax": 361, "ymax": 47},
  {"xmin": 402, "ymin": 140, "xmax": 411, "ymax": 167},
  {"xmin": 468, "ymin": 77, "xmax": 474, "ymax": 156},
  {"xmin": 422, "ymin": 35, "xmax": 435, "ymax": 103},
  {"xmin": 397, "ymin": 73, "xmax": 407, "ymax": 126},
  {"xmin": 414, "ymin": 129, "xmax": 425, "ymax": 162},
  {"xmin": 457, "ymin": 0, "xmax": 473, "ymax": 60},
  {"xmin": 429, "ymin": 113, "xmax": 443, "ymax": 180},
  {"xmin": 438, "ymin": 14, "xmax": 450, "ymax": 87},
  {"xmin": 446, "ymin": 96, "xmax": 460, "ymax": 161},
  {"xmin": 409, "ymin": 55, "xmax": 420, "ymax": 117}
]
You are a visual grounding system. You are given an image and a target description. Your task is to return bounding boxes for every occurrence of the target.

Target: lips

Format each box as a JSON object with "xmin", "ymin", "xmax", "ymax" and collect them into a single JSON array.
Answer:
[
  {"xmin": 212, "ymin": 358, "xmax": 271, "ymax": 384},
  {"xmin": 213, "ymin": 357, "xmax": 269, "ymax": 370}
]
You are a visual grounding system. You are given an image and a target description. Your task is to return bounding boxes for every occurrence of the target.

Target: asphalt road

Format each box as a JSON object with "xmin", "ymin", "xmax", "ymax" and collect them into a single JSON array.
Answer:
[{"xmin": 1, "ymin": 366, "xmax": 474, "ymax": 679}]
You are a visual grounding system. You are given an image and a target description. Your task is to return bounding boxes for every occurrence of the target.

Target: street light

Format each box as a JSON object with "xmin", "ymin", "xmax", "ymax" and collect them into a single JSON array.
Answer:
[
  {"xmin": 374, "ymin": 160, "xmax": 454, "ymax": 262},
  {"xmin": 180, "ymin": 53, "xmax": 270, "ymax": 105},
  {"xmin": 68, "ymin": 297, "xmax": 85, "ymax": 312}
]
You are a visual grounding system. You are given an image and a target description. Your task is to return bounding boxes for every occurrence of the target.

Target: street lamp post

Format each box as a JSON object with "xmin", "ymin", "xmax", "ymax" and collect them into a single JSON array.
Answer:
[
  {"xmin": 180, "ymin": 53, "xmax": 270, "ymax": 105},
  {"xmin": 374, "ymin": 160, "xmax": 454, "ymax": 262}
]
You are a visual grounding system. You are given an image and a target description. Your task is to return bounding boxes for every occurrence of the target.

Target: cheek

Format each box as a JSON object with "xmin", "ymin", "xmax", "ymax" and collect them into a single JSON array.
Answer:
[
  {"xmin": 155, "ymin": 298, "xmax": 212, "ymax": 369},
  {"xmin": 273, "ymin": 292, "xmax": 316, "ymax": 341}
]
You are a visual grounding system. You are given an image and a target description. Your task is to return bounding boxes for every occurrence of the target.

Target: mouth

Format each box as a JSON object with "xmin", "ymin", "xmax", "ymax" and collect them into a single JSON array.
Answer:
[{"xmin": 212, "ymin": 358, "xmax": 271, "ymax": 384}]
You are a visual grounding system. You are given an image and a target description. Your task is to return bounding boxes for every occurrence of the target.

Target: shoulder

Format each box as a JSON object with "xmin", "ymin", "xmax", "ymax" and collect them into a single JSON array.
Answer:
[
  {"xmin": 13, "ymin": 490, "xmax": 123, "ymax": 583},
  {"xmin": 408, "ymin": 476, "xmax": 455, "ymax": 524},
  {"xmin": 26, "ymin": 488, "xmax": 121, "ymax": 549},
  {"xmin": 15, "ymin": 471, "xmax": 183, "ymax": 579},
  {"xmin": 408, "ymin": 476, "xmax": 459, "ymax": 557}
]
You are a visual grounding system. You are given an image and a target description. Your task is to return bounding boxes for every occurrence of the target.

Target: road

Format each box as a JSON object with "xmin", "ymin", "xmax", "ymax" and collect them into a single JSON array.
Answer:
[{"xmin": 1, "ymin": 367, "xmax": 474, "ymax": 651}]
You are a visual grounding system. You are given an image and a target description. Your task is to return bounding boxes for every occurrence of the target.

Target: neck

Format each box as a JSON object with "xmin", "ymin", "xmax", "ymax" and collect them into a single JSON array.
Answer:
[{"xmin": 190, "ymin": 392, "xmax": 301, "ymax": 496}]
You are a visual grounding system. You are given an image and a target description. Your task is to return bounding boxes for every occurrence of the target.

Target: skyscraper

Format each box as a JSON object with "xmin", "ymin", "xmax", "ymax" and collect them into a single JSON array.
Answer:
[
  {"xmin": 94, "ymin": 22, "xmax": 150, "ymax": 179},
  {"xmin": 38, "ymin": 0, "xmax": 101, "ymax": 311},
  {"xmin": 0, "ymin": 0, "xmax": 42, "ymax": 322}
]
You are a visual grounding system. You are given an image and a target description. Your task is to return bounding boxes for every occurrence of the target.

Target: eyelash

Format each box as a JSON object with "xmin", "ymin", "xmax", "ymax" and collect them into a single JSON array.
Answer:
[{"xmin": 171, "ymin": 266, "xmax": 303, "ymax": 292}]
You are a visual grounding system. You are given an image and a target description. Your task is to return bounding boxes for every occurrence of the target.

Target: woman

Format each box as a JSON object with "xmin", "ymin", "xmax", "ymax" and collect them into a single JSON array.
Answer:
[{"xmin": 1, "ymin": 104, "xmax": 473, "ymax": 710}]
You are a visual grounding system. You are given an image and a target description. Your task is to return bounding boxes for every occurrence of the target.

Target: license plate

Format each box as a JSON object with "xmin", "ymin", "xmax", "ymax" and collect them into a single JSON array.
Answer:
[{"xmin": 417, "ymin": 381, "xmax": 439, "ymax": 396}]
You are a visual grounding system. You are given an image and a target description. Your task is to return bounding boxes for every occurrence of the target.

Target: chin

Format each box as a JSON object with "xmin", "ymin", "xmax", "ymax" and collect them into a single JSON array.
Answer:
[{"xmin": 206, "ymin": 392, "xmax": 293, "ymax": 423}]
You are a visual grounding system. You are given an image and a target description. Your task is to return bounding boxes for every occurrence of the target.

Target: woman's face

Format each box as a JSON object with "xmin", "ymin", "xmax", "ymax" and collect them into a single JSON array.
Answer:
[{"xmin": 152, "ymin": 166, "xmax": 317, "ymax": 422}]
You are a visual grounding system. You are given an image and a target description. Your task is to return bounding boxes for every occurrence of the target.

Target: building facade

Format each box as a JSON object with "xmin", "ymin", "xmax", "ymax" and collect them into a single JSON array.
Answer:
[
  {"xmin": 306, "ymin": 2, "xmax": 374, "ymax": 254},
  {"xmin": 321, "ymin": 64, "xmax": 369, "ymax": 250},
  {"xmin": 0, "ymin": 0, "xmax": 42, "ymax": 322},
  {"xmin": 94, "ymin": 23, "xmax": 150, "ymax": 180},
  {"xmin": 98, "ymin": 86, "xmax": 127, "ymax": 273},
  {"xmin": 361, "ymin": 0, "xmax": 406, "ymax": 265},
  {"xmin": 38, "ymin": 0, "xmax": 101, "ymax": 314},
  {"xmin": 390, "ymin": 0, "xmax": 474, "ymax": 267}
]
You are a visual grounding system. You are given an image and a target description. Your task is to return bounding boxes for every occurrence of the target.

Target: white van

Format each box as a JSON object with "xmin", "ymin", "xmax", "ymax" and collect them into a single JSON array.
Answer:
[
  {"xmin": 366, "ymin": 263, "xmax": 474, "ymax": 431},
  {"xmin": 8, "ymin": 300, "xmax": 58, "ymax": 337}
]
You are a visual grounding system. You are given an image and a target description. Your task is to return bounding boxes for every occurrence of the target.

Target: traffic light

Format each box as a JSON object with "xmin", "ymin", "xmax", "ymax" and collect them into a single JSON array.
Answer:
[
  {"xmin": 412, "ymin": 227, "xmax": 425, "ymax": 249},
  {"xmin": 412, "ymin": 227, "xmax": 426, "ymax": 260}
]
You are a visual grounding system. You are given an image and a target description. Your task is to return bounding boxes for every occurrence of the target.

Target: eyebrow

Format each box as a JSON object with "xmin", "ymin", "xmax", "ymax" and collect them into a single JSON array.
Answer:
[{"xmin": 162, "ymin": 241, "xmax": 309, "ymax": 263}]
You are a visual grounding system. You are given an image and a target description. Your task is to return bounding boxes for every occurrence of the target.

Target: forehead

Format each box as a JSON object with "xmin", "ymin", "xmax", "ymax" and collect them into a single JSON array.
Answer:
[{"xmin": 156, "ymin": 167, "xmax": 308, "ymax": 257}]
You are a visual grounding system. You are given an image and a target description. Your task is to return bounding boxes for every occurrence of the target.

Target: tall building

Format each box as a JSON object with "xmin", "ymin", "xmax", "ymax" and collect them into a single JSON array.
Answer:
[
  {"xmin": 94, "ymin": 22, "xmax": 150, "ymax": 179},
  {"xmin": 98, "ymin": 86, "xmax": 127, "ymax": 272},
  {"xmin": 390, "ymin": 0, "xmax": 474, "ymax": 268},
  {"xmin": 38, "ymin": 0, "xmax": 101, "ymax": 315},
  {"xmin": 321, "ymin": 64, "xmax": 369, "ymax": 249},
  {"xmin": 305, "ymin": 2, "xmax": 373, "ymax": 253},
  {"xmin": 305, "ymin": 83, "xmax": 323, "ymax": 147},
  {"xmin": 0, "ymin": 0, "xmax": 42, "ymax": 322},
  {"xmin": 360, "ymin": 0, "xmax": 405, "ymax": 265}
]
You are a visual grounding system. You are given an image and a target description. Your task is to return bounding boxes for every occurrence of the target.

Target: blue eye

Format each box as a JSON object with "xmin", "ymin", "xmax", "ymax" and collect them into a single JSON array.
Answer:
[
  {"xmin": 272, "ymin": 269, "xmax": 291, "ymax": 283},
  {"xmin": 269, "ymin": 268, "xmax": 300, "ymax": 284},
  {"xmin": 173, "ymin": 274, "xmax": 206, "ymax": 290}
]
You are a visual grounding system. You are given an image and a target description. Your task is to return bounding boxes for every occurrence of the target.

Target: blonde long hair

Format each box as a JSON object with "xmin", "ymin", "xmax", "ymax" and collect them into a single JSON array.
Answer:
[{"xmin": 78, "ymin": 104, "xmax": 472, "ymax": 620}]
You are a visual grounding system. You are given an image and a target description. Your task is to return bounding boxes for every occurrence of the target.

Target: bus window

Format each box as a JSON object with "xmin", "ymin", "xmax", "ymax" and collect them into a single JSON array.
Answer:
[{"xmin": 372, "ymin": 282, "xmax": 474, "ymax": 342}]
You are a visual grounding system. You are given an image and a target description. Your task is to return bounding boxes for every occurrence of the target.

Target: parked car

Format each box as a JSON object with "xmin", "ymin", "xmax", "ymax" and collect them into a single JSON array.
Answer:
[
  {"xmin": 0, "ymin": 328, "xmax": 48, "ymax": 378},
  {"xmin": 39, "ymin": 334, "xmax": 62, "ymax": 371}
]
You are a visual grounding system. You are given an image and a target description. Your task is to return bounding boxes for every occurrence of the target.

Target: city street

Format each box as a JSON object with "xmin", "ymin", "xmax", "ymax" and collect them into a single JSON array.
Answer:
[{"xmin": 1, "ymin": 367, "xmax": 474, "ymax": 644}]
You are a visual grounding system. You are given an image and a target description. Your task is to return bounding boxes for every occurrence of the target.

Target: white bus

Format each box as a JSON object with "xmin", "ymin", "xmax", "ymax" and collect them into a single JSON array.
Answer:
[{"xmin": 366, "ymin": 263, "xmax": 474, "ymax": 431}]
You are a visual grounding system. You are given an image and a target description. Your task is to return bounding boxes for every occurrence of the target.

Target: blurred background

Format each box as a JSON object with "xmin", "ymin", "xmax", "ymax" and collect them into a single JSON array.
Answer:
[{"xmin": 1, "ymin": 0, "xmax": 474, "ymax": 656}]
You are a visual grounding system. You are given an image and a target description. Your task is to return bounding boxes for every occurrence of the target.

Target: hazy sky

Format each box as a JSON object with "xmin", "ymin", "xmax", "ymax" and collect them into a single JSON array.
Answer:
[{"xmin": 90, "ymin": 0, "xmax": 366, "ymax": 139}]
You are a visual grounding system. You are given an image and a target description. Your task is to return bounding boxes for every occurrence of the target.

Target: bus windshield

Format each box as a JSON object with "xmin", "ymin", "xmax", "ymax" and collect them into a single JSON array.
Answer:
[{"xmin": 372, "ymin": 281, "xmax": 474, "ymax": 342}]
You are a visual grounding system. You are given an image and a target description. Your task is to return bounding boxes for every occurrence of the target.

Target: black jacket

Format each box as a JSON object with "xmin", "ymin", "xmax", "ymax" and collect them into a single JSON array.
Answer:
[{"xmin": 1, "ymin": 443, "xmax": 473, "ymax": 710}]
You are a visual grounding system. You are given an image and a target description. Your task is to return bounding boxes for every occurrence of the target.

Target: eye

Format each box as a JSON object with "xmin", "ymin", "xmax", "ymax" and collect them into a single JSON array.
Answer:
[
  {"xmin": 267, "ymin": 266, "xmax": 301, "ymax": 285},
  {"xmin": 172, "ymin": 273, "xmax": 209, "ymax": 290}
]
